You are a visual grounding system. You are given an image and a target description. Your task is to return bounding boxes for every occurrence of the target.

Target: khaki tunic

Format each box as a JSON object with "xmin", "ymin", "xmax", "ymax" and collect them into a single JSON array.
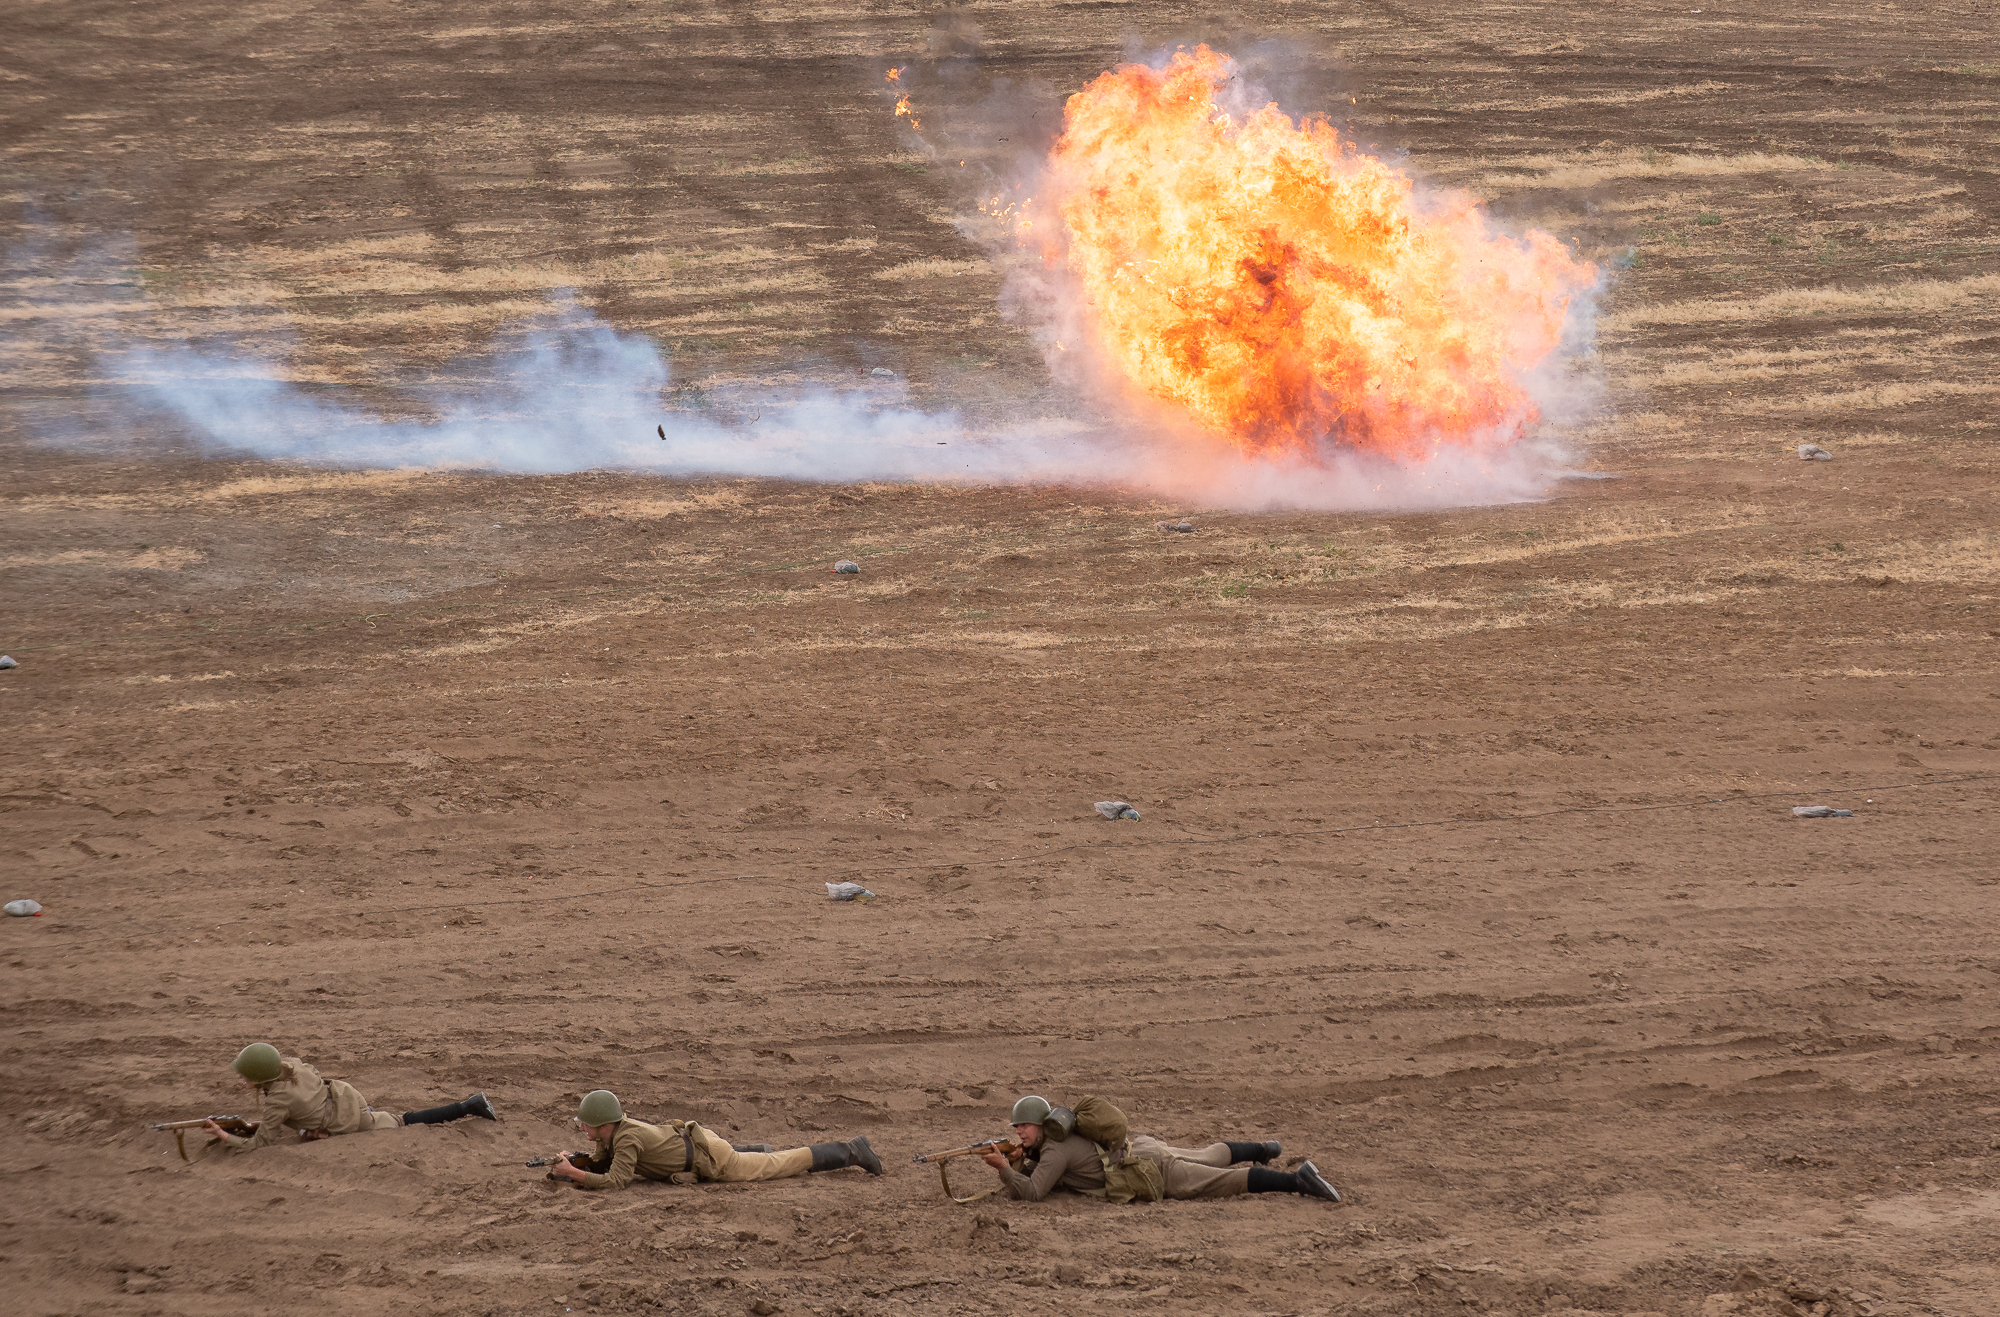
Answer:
[
  {"xmin": 230, "ymin": 1057, "xmax": 402, "ymax": 1153},
  {"xmin": 574, "ymin": 1118, "xmax": 813, "ymax": 1190},
  {"xmin": 997, "ymin": 1133, "xmax": 1249, "ymax": 1201}
]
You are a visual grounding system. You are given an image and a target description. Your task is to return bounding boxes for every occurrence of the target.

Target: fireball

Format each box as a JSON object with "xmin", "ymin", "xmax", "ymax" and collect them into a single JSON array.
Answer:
[{"xmin": 1045, "ymin": 46, "xmax": 1596, "ymax": 462}]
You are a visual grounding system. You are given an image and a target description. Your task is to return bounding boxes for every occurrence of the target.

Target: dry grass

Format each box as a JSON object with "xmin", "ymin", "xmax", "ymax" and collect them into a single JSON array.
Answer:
[
  {"xmin": 3, "ymin": 546, "xmax": 204, "ymax": 571},
  {"xmin": 872, "ymin": 258, "xmax": 990, "ymax": 281},
  {"xmin": 1634, "ymin": 347, "xmax": 1855, "ymax": 387},
  {"xmin": 1606, "ymin": 273, "xmax": 2000, "ymax": 329},
  {"xmin": 1471, "ymin": 148, "xmax": 1837, "ymax": 192},
  {"xmin": 1738, "ymin": 379, "xmax": 2000, "ymax": 418}
]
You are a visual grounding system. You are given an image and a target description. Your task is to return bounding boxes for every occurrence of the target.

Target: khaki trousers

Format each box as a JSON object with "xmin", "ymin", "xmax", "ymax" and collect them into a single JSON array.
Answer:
[
  {"xmin": 705, "ymin": 1143, "xmax": 814, "ymax": 1182},
  {"xmin": 325, "ymin": 1078, "xmax": 404, "ymax": 1133},
  {"xmin": 1131, "ymin": 1136, "xmax": 1250, "ymax": 1199}
]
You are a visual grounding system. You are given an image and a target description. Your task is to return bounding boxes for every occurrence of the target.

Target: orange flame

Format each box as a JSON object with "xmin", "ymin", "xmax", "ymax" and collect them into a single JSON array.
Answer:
[
  {"xmin": 885, "ymin": 67, "xmax": 901, "ymax": 82},
  {"xmin": 1045, "ymin": 46, "xmax": 1597, "ymax": 461},
  {"xmin": 893, "ymin": 93, "xmax": 921, "ymax": 131}
]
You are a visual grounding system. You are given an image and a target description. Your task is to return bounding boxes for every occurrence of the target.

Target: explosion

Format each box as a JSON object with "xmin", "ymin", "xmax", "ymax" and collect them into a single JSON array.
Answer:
[{"xmin": 1044, "ymin": 46, "xmax": 1597, "ymax": 463}]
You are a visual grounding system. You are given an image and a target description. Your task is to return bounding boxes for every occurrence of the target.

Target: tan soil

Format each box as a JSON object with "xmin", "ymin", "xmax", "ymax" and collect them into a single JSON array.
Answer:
[{"xmin": 2, "ymin": 4, "xmax": 1998, "ymax": 1317}]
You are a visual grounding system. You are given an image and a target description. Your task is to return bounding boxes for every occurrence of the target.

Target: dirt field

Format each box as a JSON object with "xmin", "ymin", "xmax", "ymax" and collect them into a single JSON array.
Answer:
[{"xmin": 4, "ymin": 3, "xmax": 1998, "ymax": 1316}]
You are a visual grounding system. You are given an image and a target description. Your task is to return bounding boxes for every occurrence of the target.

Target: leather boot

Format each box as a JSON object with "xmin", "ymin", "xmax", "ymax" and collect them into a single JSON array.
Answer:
[
  {"xmin": 808, "ymin": 1136, "xmax": 883, "ymax": 1175},
  {"xmin": 1247, "ymin": 1161, "xmax": 1341, "ymax": 1202},
  {"xmin": 1226, "ymin": 1140, "xmax": 1281, "ymax": 1164},
  {"xmin": 403, "ymin": 1098, "xmax": 469, "ymax": 1125}
]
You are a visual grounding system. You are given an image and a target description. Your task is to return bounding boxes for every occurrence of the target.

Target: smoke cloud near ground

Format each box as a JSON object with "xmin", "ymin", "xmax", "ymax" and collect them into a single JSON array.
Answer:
[{"xmin": 96, "ymin": 297, "xmax": 1120, "ymax": 486}]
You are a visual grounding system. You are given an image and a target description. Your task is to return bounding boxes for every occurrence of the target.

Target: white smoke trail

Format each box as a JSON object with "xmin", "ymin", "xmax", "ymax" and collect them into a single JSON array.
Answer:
[{"xmin": 99, "ymin": 297, "xmax": 1123, "ymax": 484}]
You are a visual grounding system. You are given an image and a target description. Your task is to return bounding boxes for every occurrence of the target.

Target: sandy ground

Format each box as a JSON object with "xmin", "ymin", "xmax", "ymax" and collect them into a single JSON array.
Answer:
[{"xmin": 3, "ymin": 3, "xmax": 1999, "ymax": 1317}]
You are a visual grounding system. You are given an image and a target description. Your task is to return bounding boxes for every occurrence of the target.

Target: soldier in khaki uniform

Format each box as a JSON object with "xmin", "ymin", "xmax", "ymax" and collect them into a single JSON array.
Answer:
[
  {"xmin": 202, "ymin": 1043, "xmax": 496, "ymax": 1153},
  {"xmin": 544, "ymin": 1090, "xmax": 882, "ymax": 1190},
  {"xmin": 980, "ymin": 1095, "xmax": 1340, "ymax": 1203}
]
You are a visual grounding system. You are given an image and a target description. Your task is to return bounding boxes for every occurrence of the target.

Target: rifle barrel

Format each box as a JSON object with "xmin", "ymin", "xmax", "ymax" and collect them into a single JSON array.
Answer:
[{"xmin": 913, "ymin": 1139, "xmax": 1007, "ymax": 1164}]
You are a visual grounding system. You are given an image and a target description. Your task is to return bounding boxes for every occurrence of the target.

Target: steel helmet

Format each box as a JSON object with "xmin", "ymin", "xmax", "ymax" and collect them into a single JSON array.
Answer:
[
  {"xmin": 232, "ymin": 1043, "xmax": 284, "ymax": 1084},
  {"xmin": 1010, "ymin": 1094, "xmax": 1052, "ymax": 1125},
  {"xmin": 577, "ymin": 1090, "xmax": 625, "ymax": 1126}
]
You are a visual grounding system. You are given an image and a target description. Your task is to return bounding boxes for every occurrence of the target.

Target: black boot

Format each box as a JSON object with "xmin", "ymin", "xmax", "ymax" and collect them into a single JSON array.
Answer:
[
  {"xmin": 808, "ymin": 1136, "xmax": 883, "ymax": 1175},
  {"xmin": 1226, "ymin": 1140, "xmax": 1282, "ymax": 1164},
  {"xmin": 403, "ymin": 1099, "xmax": 467, "ymax": 1126},
  {"xmin": 1247, "ymin": 1161, "xmax": 1341, "ymax": 1202},
  {"xmin": 403, "ymin": 1092, "xmax": 496, "ymax": 1126}
]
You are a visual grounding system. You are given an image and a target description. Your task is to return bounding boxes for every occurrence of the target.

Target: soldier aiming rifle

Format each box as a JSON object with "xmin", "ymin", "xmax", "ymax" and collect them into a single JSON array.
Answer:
[
  {"xmin": 165, "ymin": 1044, "xmax": 497, "ymax": 1157},
  {"xmin": 965, "ymin": 1094, "xmax": 1341, "ymax": 1205},
  {"xmin": 539, "ymin": 1090, "xmax": 883, "ymax": 1190}
]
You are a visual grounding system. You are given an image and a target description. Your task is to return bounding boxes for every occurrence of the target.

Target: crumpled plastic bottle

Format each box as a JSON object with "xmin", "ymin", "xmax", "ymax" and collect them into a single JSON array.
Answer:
[
  {"xmin": 1094, "ymin": 801, "xmax": 1141, "ymax": 820},
  {"xmin": 1792, "ymin": 805, "xmax": 1854, "ymax": 818},
  {"xmin": 825, "ymin": 882, "xmax": 876, "ymax": 901}
]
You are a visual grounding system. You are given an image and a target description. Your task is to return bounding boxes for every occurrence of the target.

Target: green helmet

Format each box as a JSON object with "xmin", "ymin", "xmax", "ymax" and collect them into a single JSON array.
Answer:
[
  {"xmin": 577, "ymin": 1090, "xmax": 624, "ymax": 1126},
  {"xmin": 232, "ymin": 1043, "xmax": 284, "ymax": 1084},
  {"xmin": 1010, "ymin": 1094, "xmax": 1052, "ymax": 1125}
]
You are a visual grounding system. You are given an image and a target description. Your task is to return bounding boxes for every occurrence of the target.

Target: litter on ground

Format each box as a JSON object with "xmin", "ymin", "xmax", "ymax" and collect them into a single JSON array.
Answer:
[
  {"xmin": 5, "ymin": 899, "xmax": 43, "ymax": 917},
  {"xmin": 832, "ymin": 560, "xmax": 861, "ymax": 574},
  {"xmin": 825, "ymin": 882, "xmax": 876, "ymax": 901},
  {"xmin": 1793, "ymin": 805, "xmax": 1854, "ymax": 818},
  {"xmin": 1094, "ymin": 800, "xmax": 1141, "ymax": 820}
]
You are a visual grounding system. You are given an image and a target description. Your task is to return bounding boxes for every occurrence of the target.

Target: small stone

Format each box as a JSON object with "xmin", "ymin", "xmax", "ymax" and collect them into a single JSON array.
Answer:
[
  {"xmin": 4, "ymin": 899, "xmax": 41, "ymax": 917},
  {"xmin": 0, "ymin": 655, "xmax": 16, "ymax": 669},
  {"xmin": 832, "ymin": 560, "xmax": 861, "ymax": 575},
  {"xmin": 869, "ymin": 367, "xmax": 895, "ymax": 378},
  {"xmin": 1155, "ymin": 519, "xmax": 1194, "ymax": 533},
  {"xmin": 825, "ymin": 882, "xmax": 876, "ymax": 902},
  {"xmin": 1796, "ymin": 443, "xmax": 1832, "ymax": 461},
  {"xmin": 749, "ymin": 1299, "xmax": 780, "ymax": 1316}
]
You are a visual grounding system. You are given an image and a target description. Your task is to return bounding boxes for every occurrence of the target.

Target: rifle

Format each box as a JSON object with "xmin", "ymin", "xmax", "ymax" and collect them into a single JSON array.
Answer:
[
  {"xmin": 529, "ymin": 1152, "xmax": 597, "ymax": 1183},
  {"xmin": 151, "ymin": 1115, "xmax": 259, "ymax": 1162},
  {"xmin": 912, "ymin": 1137, "xmax": 1020, "ymax": 1204}
]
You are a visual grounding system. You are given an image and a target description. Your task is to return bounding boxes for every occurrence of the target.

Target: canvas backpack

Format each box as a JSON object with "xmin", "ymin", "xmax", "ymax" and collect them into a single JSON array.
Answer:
[{"xmin": 1072, "ymin": 1095, "xmax": 1164, "ymax": 1205}]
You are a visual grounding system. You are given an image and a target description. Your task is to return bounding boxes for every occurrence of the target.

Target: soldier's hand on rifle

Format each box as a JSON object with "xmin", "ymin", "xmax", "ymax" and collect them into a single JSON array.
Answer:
[
  {"xmin": 979, "ymin": 1145, "xmax": 1011, "ymax": 1170},
  {"xmin": 546, "ymin": 1153, "xmax": 586, "ymax": 1183},
  {"xmin": 202, "ymin": 1119, "xmax": 243, "ymax": 1144}
]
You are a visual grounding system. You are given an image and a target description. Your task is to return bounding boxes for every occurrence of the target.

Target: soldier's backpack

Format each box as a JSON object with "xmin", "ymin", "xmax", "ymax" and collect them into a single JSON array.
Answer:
[{"xmin": 1072, "ymin": 1095, "xmax": 1164, "ymax": 1205}]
